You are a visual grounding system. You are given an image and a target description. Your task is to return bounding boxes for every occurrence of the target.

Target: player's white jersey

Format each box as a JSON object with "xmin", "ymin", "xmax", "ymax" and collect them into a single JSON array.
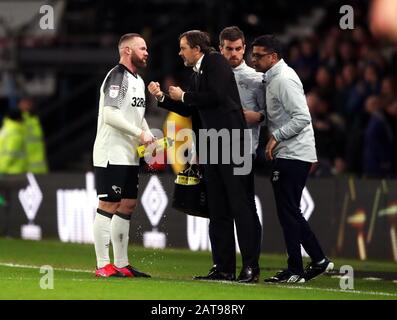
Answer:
[{"xmin": 93, "ymin": 64, "xmax": 146, "ymax": 167}]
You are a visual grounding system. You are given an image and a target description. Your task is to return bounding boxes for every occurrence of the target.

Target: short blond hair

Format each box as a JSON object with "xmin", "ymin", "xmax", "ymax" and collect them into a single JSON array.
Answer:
[{"xmin": 118, "ymin": 33, "xmax": 142, "ymax": 48}]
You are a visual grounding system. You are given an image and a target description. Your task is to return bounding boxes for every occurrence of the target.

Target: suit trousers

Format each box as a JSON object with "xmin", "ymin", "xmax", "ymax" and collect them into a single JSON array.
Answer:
[{"xmin": 204, "ymin": 161, "xmax": 262, "ymax": 273}]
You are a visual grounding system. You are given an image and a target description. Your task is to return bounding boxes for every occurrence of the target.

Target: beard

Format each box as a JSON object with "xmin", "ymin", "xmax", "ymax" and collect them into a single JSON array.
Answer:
[
  {"xmin": 131, "ymin": 52, "xmax": 147, "ymax": 69},
  {"xmin": 253, "ymin": 63, "xmax": 270, "ymax": 73},
  {"xmin": 228, "ymin": 57, "xmax": 242, "ymax": 68}
]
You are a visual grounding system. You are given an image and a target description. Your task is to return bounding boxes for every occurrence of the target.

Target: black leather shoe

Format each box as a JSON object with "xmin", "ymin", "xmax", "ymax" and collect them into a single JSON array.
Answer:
[
  {"xmin": 193, "ymin": 266, "xmax": 236, "ymax": 281},
  {"xmin": 237, "ymin": 266, "xmax": 260, "ymax": 283}
]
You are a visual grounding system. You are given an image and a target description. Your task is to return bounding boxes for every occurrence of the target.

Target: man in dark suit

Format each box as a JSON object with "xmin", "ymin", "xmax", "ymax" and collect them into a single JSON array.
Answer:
[{"xmin": 148, "ymin": 30, "xmax": 262, "ymax": 283}]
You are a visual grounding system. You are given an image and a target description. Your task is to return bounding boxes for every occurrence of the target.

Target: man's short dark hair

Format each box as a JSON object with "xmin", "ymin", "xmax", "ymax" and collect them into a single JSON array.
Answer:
[
  {"xmin": 219, "ymin": 26, "xmax": 245, "ymax": 46},
  {"xmin": 118, "ymin": 33, "xmax": 142, "ymax": 47},
  {"xmin": 179, "ymin": 30, "xmax": 215, "ymax": 54},
  {"xmin": 251, "ymin": 35, "xmax": 283, "ymax": 59}
]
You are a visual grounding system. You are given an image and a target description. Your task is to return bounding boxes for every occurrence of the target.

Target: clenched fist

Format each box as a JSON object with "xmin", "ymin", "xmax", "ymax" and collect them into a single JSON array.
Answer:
[
  {"xmin": 148, "ymin": 81, "xmax": 164, "ymax": 99},
  {"xmin": 140, "ymin": 130, "xmax": 155, "ymax": 146},
  {"xmin": 169, "ymin": 86, "xmax": 184, "ymax": 101}
]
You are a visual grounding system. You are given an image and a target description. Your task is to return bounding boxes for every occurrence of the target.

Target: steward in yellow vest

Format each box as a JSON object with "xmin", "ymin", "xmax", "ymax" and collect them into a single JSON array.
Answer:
[
  {"xmin": 19, "ymin": 98, "xmax": 48, "ymax": 174},
  {"xmin": 0, "ymin": 110, "xmax": 27, "ymax": 174}
]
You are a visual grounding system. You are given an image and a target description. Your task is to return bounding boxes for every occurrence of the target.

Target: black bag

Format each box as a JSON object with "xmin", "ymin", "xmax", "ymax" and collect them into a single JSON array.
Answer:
[{"xmin": 172, "ymin": 165, "xmax": 209, "ymax": 218}]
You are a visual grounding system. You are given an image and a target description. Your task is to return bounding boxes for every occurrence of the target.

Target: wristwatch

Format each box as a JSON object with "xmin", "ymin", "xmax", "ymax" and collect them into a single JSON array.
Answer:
[{"xmin": 259, "ymin": 113, "xmax": 265, "ymax": 123}]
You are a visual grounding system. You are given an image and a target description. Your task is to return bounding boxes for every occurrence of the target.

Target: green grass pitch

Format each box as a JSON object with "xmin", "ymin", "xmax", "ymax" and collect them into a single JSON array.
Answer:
[{"xmin": 0, "ymin": 238, "xmax": 396, "ymax": 300}]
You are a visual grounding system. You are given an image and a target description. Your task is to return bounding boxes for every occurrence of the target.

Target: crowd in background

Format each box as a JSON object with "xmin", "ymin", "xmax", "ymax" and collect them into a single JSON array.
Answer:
[{"xmin": 282, "ymin": 23, "xmax": 397, "ymax": 178}]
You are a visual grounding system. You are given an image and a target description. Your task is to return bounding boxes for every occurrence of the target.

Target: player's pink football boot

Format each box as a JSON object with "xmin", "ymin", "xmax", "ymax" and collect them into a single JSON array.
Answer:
[
  {"xmin": 95, "ymin": 263, "xmax": 125, "ymax": 277},
  {"xmin": 113, "ymin": 265, "xmax": 151, "ymax": 278}
]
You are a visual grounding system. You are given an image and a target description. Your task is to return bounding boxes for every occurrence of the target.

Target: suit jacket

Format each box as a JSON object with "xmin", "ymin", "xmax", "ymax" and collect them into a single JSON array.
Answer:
[
  {"xmin": 158, "ymin": 51, "xmax": 248, "ymax": 158},
  {"xmin": 185, "ymin": 52, "xmax": 247, "ymax": 131}
]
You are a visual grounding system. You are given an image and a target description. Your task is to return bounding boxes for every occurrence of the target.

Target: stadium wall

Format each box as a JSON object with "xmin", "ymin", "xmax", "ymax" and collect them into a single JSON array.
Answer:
[{"xmin": 0, "ymin": 172, "xmax": 396, "ymax": 262}]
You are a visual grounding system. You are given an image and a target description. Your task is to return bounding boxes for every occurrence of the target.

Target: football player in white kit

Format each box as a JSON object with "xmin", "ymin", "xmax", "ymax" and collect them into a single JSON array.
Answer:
[{"xmin": 93, "ymin": 33, "xmax": 154, "ymax": 278}]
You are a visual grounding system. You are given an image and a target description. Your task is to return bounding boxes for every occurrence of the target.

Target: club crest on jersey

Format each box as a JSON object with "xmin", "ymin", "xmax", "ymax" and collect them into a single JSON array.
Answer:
[
  {"xmin": 112, "ymin": 185, "xmax": 122, "ymax": 194},
  {"xmin": 109, "ymin": 85, "xmax": 120, "ymax": 98}
]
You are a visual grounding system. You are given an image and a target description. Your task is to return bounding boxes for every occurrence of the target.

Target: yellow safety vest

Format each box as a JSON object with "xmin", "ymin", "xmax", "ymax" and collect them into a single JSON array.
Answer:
[
  {"xmin": 22, "ymin": 112, "xmax": 48, "ymax": 174},
  {"xmin": 0, "ymin": 117, "xmax": 28, "ymax": 174}
]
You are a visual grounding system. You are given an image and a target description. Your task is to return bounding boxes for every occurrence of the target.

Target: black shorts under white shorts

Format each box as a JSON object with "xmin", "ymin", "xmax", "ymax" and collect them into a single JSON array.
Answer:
[{"xmin": 94, "ymin": 164, "xmax": 139, "ymax": 202}]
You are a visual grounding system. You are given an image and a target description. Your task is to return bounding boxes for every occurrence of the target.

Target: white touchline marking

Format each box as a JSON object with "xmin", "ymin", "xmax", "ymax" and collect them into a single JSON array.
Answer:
[
  {"xmin": 1, "ymin": 262, "xmax": 397, "ymax": 297},
  {"xmin": 0, "ymin": 277, "xmax": 105, "ymax": 283},
  {"xmin": 278, "ymin": 285, "xmax": 397, "ymax": 297},
  {"xmin": 0, "ymin": 262, "xmax": 92, "ymax": 273}
]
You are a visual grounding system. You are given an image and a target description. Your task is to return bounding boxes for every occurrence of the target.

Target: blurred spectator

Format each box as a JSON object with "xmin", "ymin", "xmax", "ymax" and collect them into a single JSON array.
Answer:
[
  {"xmin": 342, "ymin": 64, "xmax": 381, "ymax": 123},
  {"xmin": 307, "ymin": 91, "xmax": 346, "ymax": 176},
  {"xmin": 287, "ymin": 43, "xmax": 301, "ymax": 70},
  {"xmin": 18, "ymin": 98, "xmax": 48, "ymax": 174},
  {"xmin": 346, "ymin": 95, "xmax": 382, "ymax": 175},
  {"xmin": 360, "ymin": 48, "xmax": 386, "ymax": 72},
  {"xmin": 295, "ymin": 38, "xmax": 319, "ymax": 90},
  {"xmin": 314, "ymin": 66, "xmax": 335, "ymax": 106},
  {"xmin": 337, "ymin": 40, "xmax": 356, "ymax": 65},
  {"xmin": 352, "ymin": 26, "xmax": 370, "ymax": 48},
  {"xmin": 363, "ymin": 98, "xmax": 397, "ymax": 177},
  {"xmin": 380, "ymin": 76, "xmax": 397, "ymax": 106},
  {"xmin": 0, "ymin": 109, "xmax": 27, "ymax": 175},
  {"xmin": 334, "ymin": 63, "xmax": 358, "ymax": 117},
  {"xmin": 363, "ymin": 64, "xmax": 382, "ymax": 94},
  {"xmin": 318, "ymin": 28, "xmax": 340, "ymax": 69}
]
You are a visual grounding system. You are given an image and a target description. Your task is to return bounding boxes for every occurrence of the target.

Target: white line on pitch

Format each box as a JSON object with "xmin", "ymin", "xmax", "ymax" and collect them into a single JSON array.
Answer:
[
  {"xmin": 0, "ymin": 262, "xmax": 92, "ymax": 273},
  {"xmin": 278, "ymin": 284, "xmax": 397, "ymax": 297},
  {"xmin": 1, "ymin": 262, "xmax": 397, "ymax": 297}
]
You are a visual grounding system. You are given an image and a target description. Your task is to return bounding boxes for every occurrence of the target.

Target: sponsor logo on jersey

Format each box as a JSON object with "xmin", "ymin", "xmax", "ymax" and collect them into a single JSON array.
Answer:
[{"xmin": 109, "ymin": 85, "xmax": 120, "ymax": 98}]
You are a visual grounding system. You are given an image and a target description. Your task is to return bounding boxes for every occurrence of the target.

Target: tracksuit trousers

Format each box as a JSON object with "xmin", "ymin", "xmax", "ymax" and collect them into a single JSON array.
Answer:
[{"xmin": 270, "ymin": 158, "xmax": 325, "ymax": 275}]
